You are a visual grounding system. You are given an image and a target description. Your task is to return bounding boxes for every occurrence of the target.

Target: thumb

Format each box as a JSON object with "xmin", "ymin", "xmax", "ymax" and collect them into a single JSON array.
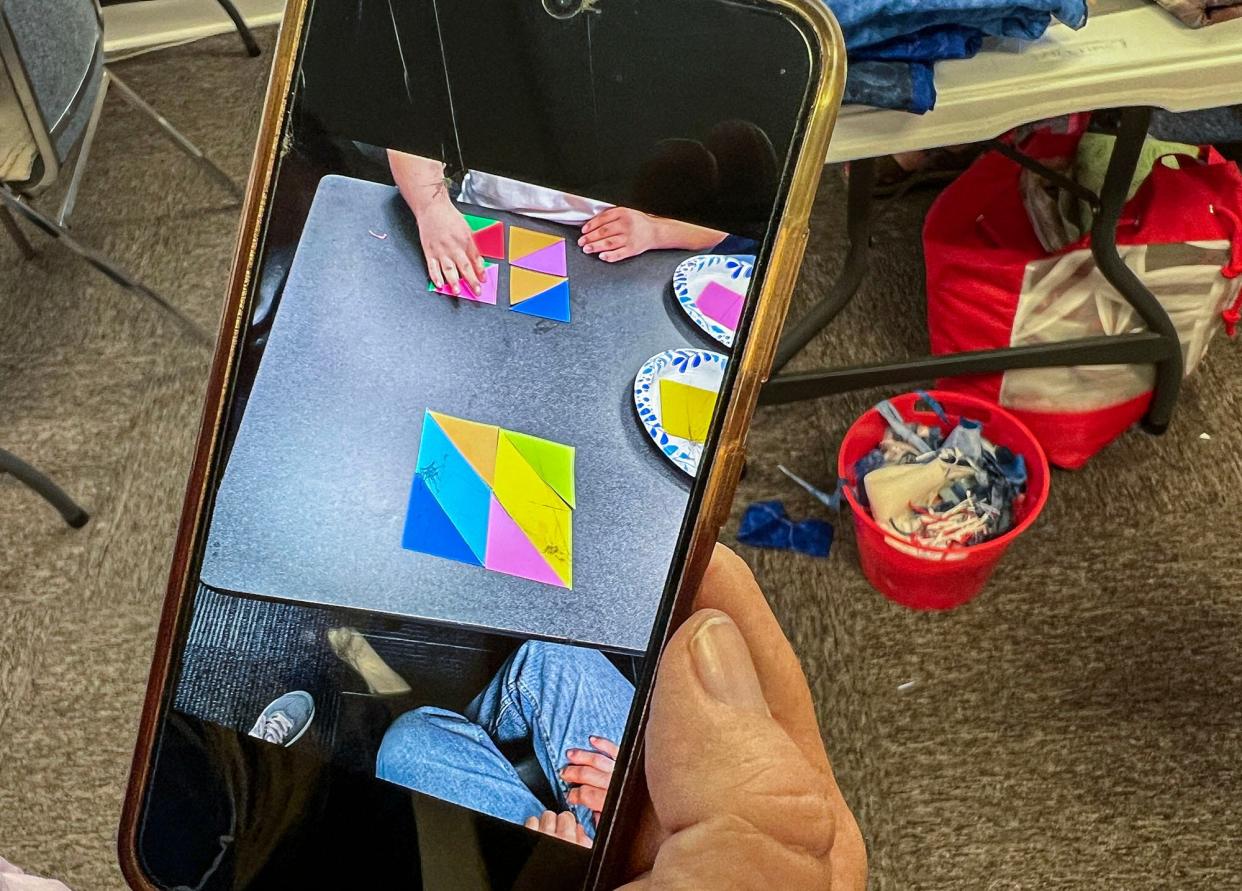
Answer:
[{"xmin": 630, "ymin": 609, "xmax": 838, "ymax": 889}]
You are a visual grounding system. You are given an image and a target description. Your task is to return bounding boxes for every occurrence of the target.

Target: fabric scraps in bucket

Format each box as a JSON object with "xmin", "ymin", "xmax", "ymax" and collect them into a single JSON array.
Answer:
[
  {"xmin": 855, "ymin": 393, "xmax": 1027, "ymax": 548},
  {"xmin": 738, "ymin": 500, "xmax": 834, "ymax": 558}
]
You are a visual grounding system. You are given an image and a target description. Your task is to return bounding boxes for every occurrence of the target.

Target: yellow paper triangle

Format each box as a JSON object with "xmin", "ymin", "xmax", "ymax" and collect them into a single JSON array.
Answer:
[
  {"xmin": 510, "ymin": 267, "xmax": 566, "ymax": 305},
  {"xmin": 500, "ymin": 430, "xmax": 575, "ymax": 509},
  {"xmin": 428, "ymin": 411, "xmax": 500, "ymax": 485},
  {"xmin": 493, "ymin": 434, "xmax": 572, "ymax": 586},
  {"xmin": 508, "ymin": 226, "xmax": 563, "ymax": 263},
  {"xmin": 659, "ymin": 378, "xmax": 718, "ymax": 442}
]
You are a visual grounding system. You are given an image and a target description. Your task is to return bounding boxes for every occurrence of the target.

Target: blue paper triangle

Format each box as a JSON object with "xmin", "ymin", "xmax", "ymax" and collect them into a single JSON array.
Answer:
[
  {"xmin": 510, "ymin": 279, "xmax": 570, "ymax": 323},
  {"xmin": 402, "ymin": 474, "xmax": 483, "ymax": 565},
  {"xmin": 415, "ymin": 414, "xmax": 492, "ymax": 561}
]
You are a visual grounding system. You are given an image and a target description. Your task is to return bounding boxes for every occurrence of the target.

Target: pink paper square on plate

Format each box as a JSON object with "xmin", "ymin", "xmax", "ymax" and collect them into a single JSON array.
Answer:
[{"xmin": 696, "ymin": 280, "xmax": 744, "ymax": 330}]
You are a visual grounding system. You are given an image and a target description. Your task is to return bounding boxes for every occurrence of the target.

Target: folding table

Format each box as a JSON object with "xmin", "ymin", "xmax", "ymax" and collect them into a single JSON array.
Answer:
[{"xmin": 764, "ymin": 0, "xmax": 1242, "ymax": 438}]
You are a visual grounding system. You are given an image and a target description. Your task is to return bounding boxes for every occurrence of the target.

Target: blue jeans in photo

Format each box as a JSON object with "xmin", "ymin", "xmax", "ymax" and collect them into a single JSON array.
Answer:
[{"xmin": 375, "ymin": 641, "xmax": 635, "ymax": 839}]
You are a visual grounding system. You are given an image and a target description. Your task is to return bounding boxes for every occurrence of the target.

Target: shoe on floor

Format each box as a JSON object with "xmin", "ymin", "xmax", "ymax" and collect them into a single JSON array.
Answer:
[{"xmin": 249, "ymin": 691, "xmax": 315, "ymax": 747}]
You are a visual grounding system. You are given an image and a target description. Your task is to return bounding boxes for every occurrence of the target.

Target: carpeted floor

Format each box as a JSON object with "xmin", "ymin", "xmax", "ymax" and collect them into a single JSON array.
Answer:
[{"xmin": 2, "ymin": 30, "xmax": 1241, "ymax": 891}]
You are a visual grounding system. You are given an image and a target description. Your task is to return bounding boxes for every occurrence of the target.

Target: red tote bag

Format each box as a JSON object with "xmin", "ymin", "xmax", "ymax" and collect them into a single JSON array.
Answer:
[{"xmin": 924, "ymin": 130, "xmax": 1242, "ymax": 469}]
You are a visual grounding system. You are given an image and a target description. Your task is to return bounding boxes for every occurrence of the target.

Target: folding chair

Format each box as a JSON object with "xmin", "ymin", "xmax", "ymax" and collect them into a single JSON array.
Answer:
[{"xmin": 0, "ymin": 0, "xmax": 244, "ymax": 344}]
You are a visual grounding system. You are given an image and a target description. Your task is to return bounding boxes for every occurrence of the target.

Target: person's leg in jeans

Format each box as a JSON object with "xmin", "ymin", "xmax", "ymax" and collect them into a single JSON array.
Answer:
[
  {"xmin": 376, "ymin": 706, "xmax": 545, "ymax": 827},
  {"xmin": 465, "ymin": 641, "xmax": 635, "ymax": 838}
]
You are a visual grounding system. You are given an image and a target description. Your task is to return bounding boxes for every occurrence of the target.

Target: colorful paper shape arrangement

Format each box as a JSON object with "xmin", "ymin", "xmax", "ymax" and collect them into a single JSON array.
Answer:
[
  {"xmin": 509, "ymin": 266, "xmax": 571, "ymax": 323},
  {"xmin": 696, "ymin": 280, "xmax": 745, "ymax": 331},
  {"xmin": 426, "ymin": 260, "xmax": 499, "ymax": 304},
  {"xmin": 660, "ymin": 378, "xmax": 719, "ymax": 442},
  {"xmin": 403, "ymin": 410, "xmax": 574, "ymax": 587},
  {"xmin": 465, "ymin": 214, "xmax": 505, "ymax": 260}
]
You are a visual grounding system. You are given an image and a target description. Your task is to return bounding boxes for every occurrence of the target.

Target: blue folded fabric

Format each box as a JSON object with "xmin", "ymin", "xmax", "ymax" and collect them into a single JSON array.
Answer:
[
  {"xmin": 844, "ymin": 61, "xmax": 937, "ymax": 114},
  {"xmin": 853, "ymin": 26, "xmax": 984, "ymax": 63},
  {"xmin": 738, "ymin": 501, "xmax": 834, "ymax": 558},
  {"xmin": 825, "ymin": 0, "xmax": 1087, "ymax": 52},
  {"xmin": 828, "ymin": 0, "xmax": 1088, "ymax": 113}
]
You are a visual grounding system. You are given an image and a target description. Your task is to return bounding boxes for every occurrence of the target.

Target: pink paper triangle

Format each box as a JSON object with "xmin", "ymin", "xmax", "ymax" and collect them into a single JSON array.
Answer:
[
  {"xmin": 484, "ymin": 496, "xmax": 566, "ymax": 587},
  {"xmin": 512, "ymin": 240, "xmax": 567, "ymax": 277},
  {"xmin": 696, "ymin": 280, "xmax": 744, "ymax": 330}
]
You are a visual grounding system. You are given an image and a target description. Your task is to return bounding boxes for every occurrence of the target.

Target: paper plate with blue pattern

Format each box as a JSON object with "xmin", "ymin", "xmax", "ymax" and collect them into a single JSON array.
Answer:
[
  {"xmin": 633, "ymin": 348, "xmax": 729, "ymax": 477},
  {"xmin": 672, "ymin": 254, "xmax": 754, "ymax": 348}
]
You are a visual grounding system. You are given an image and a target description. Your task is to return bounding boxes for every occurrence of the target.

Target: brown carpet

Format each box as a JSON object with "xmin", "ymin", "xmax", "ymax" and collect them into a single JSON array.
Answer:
[{"xmin": 2, "ymin": 29, "xmax": 1241, "ymax": 891}]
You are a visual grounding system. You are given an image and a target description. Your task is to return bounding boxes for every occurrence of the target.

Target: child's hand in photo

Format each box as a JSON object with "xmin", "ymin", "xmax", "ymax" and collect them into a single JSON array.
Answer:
[
  {"xmin": 580, "ymin": 207, "xmax": 730, "ymax": 263},
  {"xmin": 579, "ymin": 207, "xmax": 660, "ymax": 262},
  {"xmin": 416, "ymin": 199, "xmax": 487, "ymax": 297},
  {"xmin": 562, "ymin": 735, "xmax": 619, "ymax": 823},
  {"xmin": 525, "ymin": 810, "xmax": 592, "ymax": 848}
]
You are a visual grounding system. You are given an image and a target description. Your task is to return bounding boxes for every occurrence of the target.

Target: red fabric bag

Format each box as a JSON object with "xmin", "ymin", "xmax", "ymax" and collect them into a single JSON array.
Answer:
[{"xmin": 924, "ymin": 130, "xmax": 1242, "ymax": 469}]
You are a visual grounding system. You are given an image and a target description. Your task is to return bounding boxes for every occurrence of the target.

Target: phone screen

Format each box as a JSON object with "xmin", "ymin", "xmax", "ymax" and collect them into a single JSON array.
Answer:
[{"xmin": 125, "ymin": 1, "xmax": 829, "ymax": 888}]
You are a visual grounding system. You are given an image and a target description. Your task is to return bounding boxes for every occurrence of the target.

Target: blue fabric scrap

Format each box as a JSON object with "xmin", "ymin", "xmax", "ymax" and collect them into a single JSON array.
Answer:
[{"xmin": 738, "ymin": 501, "xmax": 834, "ymax": 558}]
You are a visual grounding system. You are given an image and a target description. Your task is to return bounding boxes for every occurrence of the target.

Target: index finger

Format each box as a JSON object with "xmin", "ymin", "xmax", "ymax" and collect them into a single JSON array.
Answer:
[
  {"xmin": 691, "ymin": 544, "xmax": 831, "ymax": 776},
  {"xmin": 582, "ymin": 207, "xmax": 622, "ymax": 234}
]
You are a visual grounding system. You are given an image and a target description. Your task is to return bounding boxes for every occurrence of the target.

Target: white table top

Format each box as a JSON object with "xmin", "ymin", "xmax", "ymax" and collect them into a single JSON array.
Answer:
[{"xmin": 827, "ymin": 0, "xmax": 1242, "ymax": 163}]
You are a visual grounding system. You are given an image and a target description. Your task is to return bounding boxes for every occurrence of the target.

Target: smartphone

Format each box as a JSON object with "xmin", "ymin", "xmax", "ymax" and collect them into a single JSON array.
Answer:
[{"xmin": 119, "ymin": 1, "xmax": 844, "ymax": 888}]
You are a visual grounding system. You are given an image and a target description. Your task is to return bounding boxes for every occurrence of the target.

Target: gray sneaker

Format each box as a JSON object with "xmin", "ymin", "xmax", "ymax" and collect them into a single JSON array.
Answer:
[{"xmin": 248, "ymin": 691, "xmax": 315, "ymax": 746}]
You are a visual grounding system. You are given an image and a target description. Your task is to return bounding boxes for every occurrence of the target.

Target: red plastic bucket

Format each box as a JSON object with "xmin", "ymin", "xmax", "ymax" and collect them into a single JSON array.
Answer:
[{"xmin": 837, "ymin": 391, "xmax": 1051, "ymax": 610}]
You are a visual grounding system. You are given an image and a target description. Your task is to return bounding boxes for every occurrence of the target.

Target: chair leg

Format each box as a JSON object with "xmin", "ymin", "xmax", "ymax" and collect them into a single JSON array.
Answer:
[
  {"xmin": 57, "ymin": 69, "xmax": 112, "ymax": 228},
  {"xmin": 0, "ymin": 447, "xmax": 89, "ymax": 528},
  {"xmin": 215, "ymin": 0, "xmax": 263, "ymax": 57},
  {"xmin": 106, "ymin": 71, "xmax": 243, "ymax": 201},
  {"xmin": 1, "ymin": 202, "xmax": 36, "ymax": 259},
  {"xmin": 0, "ymin": 185, "xmax": 211, "ymax": 344}
]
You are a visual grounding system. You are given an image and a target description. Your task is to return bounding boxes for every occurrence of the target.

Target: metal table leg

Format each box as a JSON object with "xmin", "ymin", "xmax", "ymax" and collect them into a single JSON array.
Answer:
[
  {"xmin": 0, "ymin": 447, "xmax": 89, "ymax": 528},
  {"xmin": 761, "ymin": 107, "xmax": 1184, "ymax": 437},
  {"xmin": 771, "ymin": 156, "xmax": 876, "ymax": 373},
  {"xmin": 1089, "ymin": 106, "xmax": 1183, "ymax": 434},
  {"xmin": 215, "ymin": 0, "xmax": 262, "ymax": 57}
]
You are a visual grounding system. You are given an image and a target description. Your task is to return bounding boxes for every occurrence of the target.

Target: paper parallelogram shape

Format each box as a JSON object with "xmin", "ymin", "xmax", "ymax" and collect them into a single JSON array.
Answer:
[
  {"xmin": 465, "ymin": 214, "xmax": 505, "ymax": 260},
  {"xmin": 660, "ymin": 377, "xmax": 719, "ymax": 442},
  {"xmin": 696, "ymin": 280, "xmax": 745, "ymax": 330},
  {"xmin": 403, "ymin": 410, "xmax": 575, "ymax": 587},
  {"xmin": 426, "ymin": 260, "xmax": 499, "ymax": 304},
  {"xmin": 509, "ymin": 267, "xmax": 571, "ymax": 323}
]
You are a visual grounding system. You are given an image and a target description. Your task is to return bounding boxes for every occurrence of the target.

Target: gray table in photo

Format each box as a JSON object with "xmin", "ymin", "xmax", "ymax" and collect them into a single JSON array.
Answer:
[{"xmin": 202, "ymin": 175, "xmax": 714, "ymax": 654}]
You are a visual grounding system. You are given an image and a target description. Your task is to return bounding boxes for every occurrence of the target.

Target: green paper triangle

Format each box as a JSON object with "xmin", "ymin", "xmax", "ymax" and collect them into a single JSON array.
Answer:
[
  {"xmin": 499, "ymin": 430, "xmax": 576, "ymax": 509},
  {"xmin": 463, "ymin": 214, "xmax": 501, "ymax": 233}
]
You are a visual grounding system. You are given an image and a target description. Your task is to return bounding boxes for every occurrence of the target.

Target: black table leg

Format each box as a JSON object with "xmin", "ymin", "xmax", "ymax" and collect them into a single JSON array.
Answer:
[
  {"xmin": 760, "ymin": 107, "xmax": 1184, "ymax": 436},
  {"xmin": 1089, "ymin": 106, "xmax": 1183, "ymax": 435},
  {"xmin": 771, "ymin": 156, "xmax": 876, "ymax": 373},
  {"xmin": 215, "ymin": 0, "xmax": 262, "ymax": 57},
  {"xmin": 0, "ymin": 447, "xmax": 90, "ymax": 528}
]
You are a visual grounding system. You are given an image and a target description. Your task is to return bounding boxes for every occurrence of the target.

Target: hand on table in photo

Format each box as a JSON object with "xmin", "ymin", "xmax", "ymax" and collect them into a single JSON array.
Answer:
[
  {"xmin": 578, "ymin": 207, "xmax": 729, "ymax": 263},
  {"xmin": 619, "ymin": 545, "xmax": 867, "ymax": 890},
  {"xmin": 388, "ymin": 149, "xmax": 487, "ymax": 297}
]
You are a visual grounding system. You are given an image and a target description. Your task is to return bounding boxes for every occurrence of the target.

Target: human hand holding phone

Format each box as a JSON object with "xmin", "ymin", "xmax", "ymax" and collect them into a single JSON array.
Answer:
[{"xmin": 620, "ymin": 546, "xmax": 867, "ymax": 890}]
